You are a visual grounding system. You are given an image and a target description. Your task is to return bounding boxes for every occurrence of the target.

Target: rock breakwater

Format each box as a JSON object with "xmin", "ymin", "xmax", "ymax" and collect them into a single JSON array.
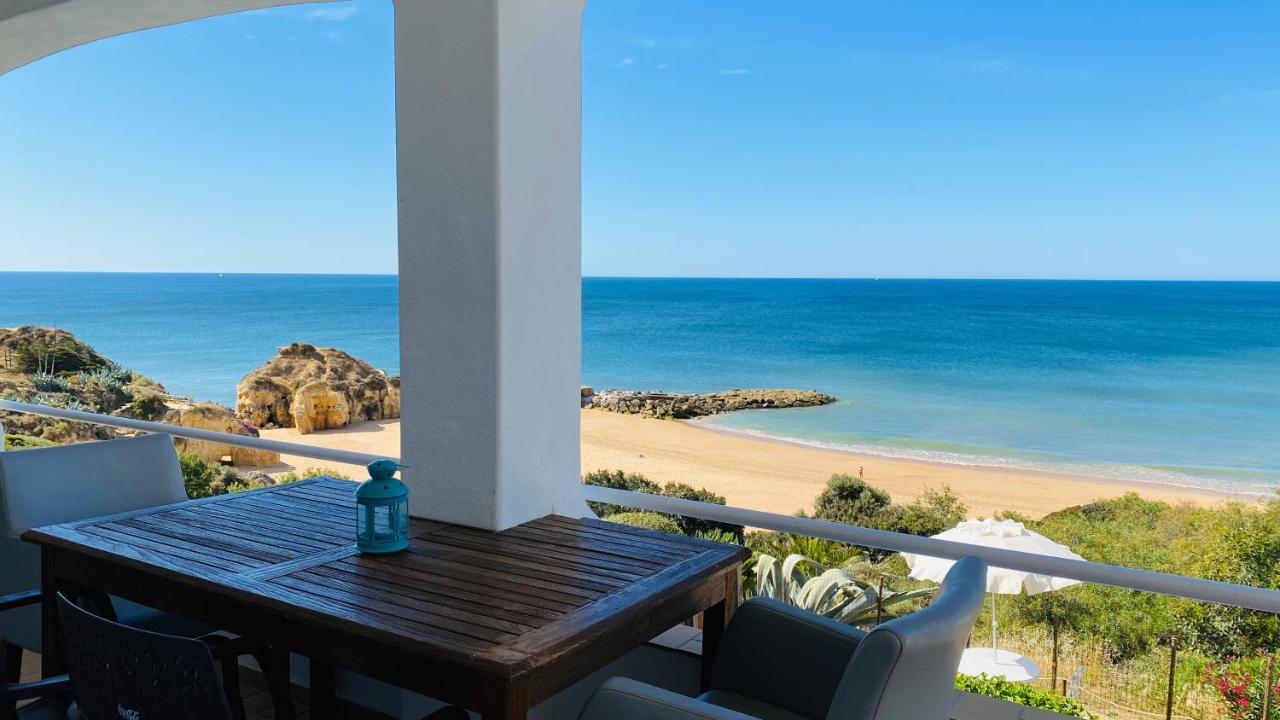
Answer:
[{"xmin": 581, "ymin": 387, "xmax": 835, "ymax": 419}]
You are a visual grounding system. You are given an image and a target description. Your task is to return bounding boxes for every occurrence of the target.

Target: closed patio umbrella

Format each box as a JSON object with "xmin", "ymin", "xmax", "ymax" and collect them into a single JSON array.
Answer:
[{"xmin": 903, "ymin": 518, "xmax": 1084, "ymax": 681}]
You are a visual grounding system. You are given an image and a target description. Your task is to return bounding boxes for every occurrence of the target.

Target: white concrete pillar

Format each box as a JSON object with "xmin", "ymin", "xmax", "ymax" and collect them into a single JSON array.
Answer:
[{"xmin": 395, "ymin": 0, "xmax": 585, "ymax": 530}]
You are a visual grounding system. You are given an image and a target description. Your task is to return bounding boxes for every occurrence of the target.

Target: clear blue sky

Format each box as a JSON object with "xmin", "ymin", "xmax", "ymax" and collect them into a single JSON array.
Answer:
[{"xmin": 1, "ymin": 0, "xmax": 1277, "ymax": 279}]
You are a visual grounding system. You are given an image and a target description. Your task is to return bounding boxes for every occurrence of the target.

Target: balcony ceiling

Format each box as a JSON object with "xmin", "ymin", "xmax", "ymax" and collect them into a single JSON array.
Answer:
[{"xmin": 0, "ymin": 0, "xmax": 342, "ymax": 76}]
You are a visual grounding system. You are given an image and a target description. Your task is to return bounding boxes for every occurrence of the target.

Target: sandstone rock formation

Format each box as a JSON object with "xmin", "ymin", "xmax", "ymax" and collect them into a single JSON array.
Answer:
[
  {"xmin": 163, "ymin": 402, "xmax": 280, "ymax": 467},
  {"xmin": 292, "ymin": 380, "xmax": 350, "ymax": 434},
  {"xmin": 236, "ymin": 343, "xmax": 401, "ymax": 434},
  {"xmin": 582, "ymin": 387, "xmax": 836, "ymax": 419}
]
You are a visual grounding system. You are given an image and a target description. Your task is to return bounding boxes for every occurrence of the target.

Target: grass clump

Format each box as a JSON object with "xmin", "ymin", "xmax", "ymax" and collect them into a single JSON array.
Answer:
[
  {"xmin": 276, "ymin": 467, "xmax": 353, "ymax": 483},
  {"xmin": 603, "ymin": 511, "xmax": 683, "ymax": 534}
]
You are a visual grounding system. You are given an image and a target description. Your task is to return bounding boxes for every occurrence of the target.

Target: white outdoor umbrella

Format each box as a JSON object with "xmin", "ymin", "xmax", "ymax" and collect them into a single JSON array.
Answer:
[{"xmin": 903, "ymin": 518, "xmax": 1084, "ymax": 681}]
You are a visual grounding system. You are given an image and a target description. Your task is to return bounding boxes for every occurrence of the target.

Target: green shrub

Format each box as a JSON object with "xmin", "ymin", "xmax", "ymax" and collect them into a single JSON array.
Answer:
[
  {"xmin": 181, "ymin": 453, "xmax": 271, "ymax": 498},
  {"xmin": 894, "ymin": 486, "xmax": 968, "ymax": 537},
  {"xmin": 228, "ymin": 477, "xmax": 272, "ymax": 494},
  {"xmin": 694, "ymin": 529, "xmax": 741, "ymax": 544},
  {"xmin": 1021, "ymin": 493, "xmax": 1248, "ymax": 662},
  {"xmin": 583, "ymin": 469, "xmax": 660, "ymax": 517},
  {"xmin": 582, "ymin": 469, "xmax": 745, "ymax": 541},
  {"xmin": 276, "ymin": 467, "xmax": 353, "ymax": 484},
  {"xmin": 813, "ymin": 473, "xmax": 893, "ymax": 526},
  {"xmin": 810, "ymin": 475, "xmax": 967, "ymax": 558},
  {"xmin": 130, "ymin": 394, "xmax": 166, "ymax": 421},
  {"xmin": 655, "ymin": 482, "xmax": 743, "ymax": 541},
  {"xmin": 603, "ymin": 511, "xmax": 682, "ymax": 534},
  {"xmin": 955, "ymin": 674, "xmax": 1095, "ymax": 719},
  {"xmin": 180, "ymin": 453, "xmax": 219, "ymax": 499},
  {"xmin": 3, "ymin": 433, "xmax": 57, "ymax": 450}
]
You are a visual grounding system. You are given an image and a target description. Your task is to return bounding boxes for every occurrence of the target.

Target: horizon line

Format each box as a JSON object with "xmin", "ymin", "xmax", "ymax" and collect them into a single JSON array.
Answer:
[{"xmin": 1, "ymin": 270, "xmax": 1278, "ymax": 283}]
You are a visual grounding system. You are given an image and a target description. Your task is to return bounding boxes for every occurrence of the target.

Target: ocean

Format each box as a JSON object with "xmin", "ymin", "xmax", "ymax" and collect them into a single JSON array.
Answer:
[{"xmin": 3, "ymin": 273, "xmax": 1278, "ymax": 496}]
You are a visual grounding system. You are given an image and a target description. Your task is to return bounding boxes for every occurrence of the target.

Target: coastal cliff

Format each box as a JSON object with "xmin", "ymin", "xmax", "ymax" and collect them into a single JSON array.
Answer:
[
  {"xmin": 581, "ymin": 387, "xmax": 836, "ymax": 419},
  {"xmin": 236, "ymin": 343, "xmax": 400, "ymax": 434},
  {"xmin": 0, "ymin": 326, "xmax": 168, "ymax": 443}
]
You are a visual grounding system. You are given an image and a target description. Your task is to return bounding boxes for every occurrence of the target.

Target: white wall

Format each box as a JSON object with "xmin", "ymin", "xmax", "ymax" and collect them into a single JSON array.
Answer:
[
  {"xmin": 0, "ymin": 0, "xmax": 342, "ymax": 76},
  {"xmin": 395, "ymin": 0, "xmax": 585, "ymax": 530}
]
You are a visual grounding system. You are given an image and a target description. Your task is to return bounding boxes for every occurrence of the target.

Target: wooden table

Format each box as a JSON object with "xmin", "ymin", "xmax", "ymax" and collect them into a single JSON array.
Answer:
[{"xmin": 23, "ymin": 477, "xmax": 746, "ymax": 719}]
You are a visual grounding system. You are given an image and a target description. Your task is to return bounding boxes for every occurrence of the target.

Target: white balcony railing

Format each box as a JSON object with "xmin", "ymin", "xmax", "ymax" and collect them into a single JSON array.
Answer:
[{"xmin": 3, "ymin": 398, "xmax": 1279, "ymax": 615}]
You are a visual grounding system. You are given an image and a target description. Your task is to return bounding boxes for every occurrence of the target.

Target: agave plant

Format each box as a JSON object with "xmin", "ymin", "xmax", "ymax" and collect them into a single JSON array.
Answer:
[
  {"xmin": 79, "ymin": 365, "xmax": 131, "ymax": 390},
  {"xmin": 751, "ymin": 553, "xmax": 937, "ymax": 625},
  {"xmin": 30, "ymin": 373, "xmax": 73, "ymax": 393},
  {"xmin": 29, "ymin": 392, "xmax": 97, "ymax": 412}
]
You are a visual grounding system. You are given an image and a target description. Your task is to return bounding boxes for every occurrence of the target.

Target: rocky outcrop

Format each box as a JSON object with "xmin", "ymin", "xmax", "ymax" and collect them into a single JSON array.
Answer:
[
  {"xmin": 163, "ymin": 402, "xmax": 280, "ymax": 467},
  {"xmin": 582, "ymin": 387, "xmax": 836, "ymax": 419},
  {"xmin": 0, "ymin": 326, "xmax": 169, "ymax": 443},
  {"xmin": 235, "ymin": 343, "xmax": 400, "ymax": 434},
  {"xmin": 0, "ymin": 326, "xmax": 108, "ymax": 374}
]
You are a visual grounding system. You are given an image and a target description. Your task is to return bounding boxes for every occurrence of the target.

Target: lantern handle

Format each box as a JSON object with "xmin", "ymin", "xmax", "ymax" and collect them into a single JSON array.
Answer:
[{"xmin": 366, "ymin": 458, "xmax": 408, "ymax": 480}]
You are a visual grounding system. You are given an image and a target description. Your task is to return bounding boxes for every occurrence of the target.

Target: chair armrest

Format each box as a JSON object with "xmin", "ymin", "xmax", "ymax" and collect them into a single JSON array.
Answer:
[
  {"xmin": 580, "ymin": 678, "xmax": 758, "ymax": 720},
  {"xmin": 708, "ymin": 598, "xmax": 865, "ymax": 720},
  {"xmin": 0, "ymin": 588, "xmax": 43, "ymax": 613},
  {"xmin": 418, "ymin": 706, "xmax": 470, "ymax": 720},
  {"xmin": 0, "ymin": 674, "xmax": 72, "ymax": 703},
  {"xmin": 2, "ymin": 588, "xmax": 117, "ymax": 622},
  {"xmin": 200, "ymin": 633, "xmax": 297, "ymax": 720},
  {"xmin": 200, "ymin": 633, "xmax": 265, "ymax": 661}
]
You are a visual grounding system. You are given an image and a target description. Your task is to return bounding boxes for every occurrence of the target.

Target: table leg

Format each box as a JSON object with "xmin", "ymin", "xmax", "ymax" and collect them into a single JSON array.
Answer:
[
  {"xmin": 40, "ymin": 547, "xmax": 64, "ymax": 678},
  {"xmin": 2, "ymin": 641, "xmax": 21, "ymax": 684},
  {"xmin": 700, "ymin": 569, "xmax": 740, "ymax": 691},
  {"xmin": 309, "ymin": 659, "xmax": 337, "ymax": 720},
  {"xmin": 480, "ymin": 679, "xmax": 528, "ymax": 720}
]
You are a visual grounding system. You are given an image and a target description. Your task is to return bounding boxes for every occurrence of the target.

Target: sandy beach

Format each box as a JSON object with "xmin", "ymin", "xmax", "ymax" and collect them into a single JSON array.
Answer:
[{"xmin": 258, "ymin": 410, "xmax": 1235, "ymax": 519}]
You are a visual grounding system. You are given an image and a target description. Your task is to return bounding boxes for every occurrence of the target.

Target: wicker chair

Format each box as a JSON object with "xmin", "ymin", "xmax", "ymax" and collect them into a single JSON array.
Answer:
[
  {"xmin": 56, "ymin": 596, "xmax": 472, "ymax": 720},
  {"xmin": 57, "ymin": 594, "xmax": 296, "ymax": 720},
  {"xmin": 0, "ymin": 590, "xmax": 71, "ymax": 720}
]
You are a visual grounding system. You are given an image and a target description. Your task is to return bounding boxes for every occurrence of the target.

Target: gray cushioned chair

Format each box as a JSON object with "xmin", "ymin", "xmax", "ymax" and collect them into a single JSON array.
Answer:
[
  {"xmin": 579, "ymin": 555, "xmax": 987, "ymax": 720},
  {"xmin": 0, "ymin": 434, "xmax": 208, "ymax": 668}
]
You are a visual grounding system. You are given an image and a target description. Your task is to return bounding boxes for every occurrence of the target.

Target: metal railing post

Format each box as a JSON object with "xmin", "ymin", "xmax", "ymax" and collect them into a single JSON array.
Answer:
[{"xmin": 1263, "ymin": 654, "xmax": 1274, "ymax": 720}]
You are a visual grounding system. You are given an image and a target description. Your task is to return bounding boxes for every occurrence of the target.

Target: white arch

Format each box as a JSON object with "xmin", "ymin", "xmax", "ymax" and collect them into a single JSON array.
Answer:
[{"xmin": 0, "ymin": 0, "xmax": 343, "ymax": 76}]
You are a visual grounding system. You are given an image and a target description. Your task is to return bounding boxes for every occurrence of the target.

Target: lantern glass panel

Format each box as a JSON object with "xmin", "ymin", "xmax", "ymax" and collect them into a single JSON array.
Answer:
[{"xmin": 373, "ymin": 504, "xmax": 393, "ymax": 540}]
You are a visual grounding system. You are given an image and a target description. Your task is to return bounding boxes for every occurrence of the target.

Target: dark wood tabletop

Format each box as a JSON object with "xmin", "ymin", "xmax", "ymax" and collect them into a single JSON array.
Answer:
[{"xmin": 23, "ymin": 477, "xmax": 747, "ymax": 719}]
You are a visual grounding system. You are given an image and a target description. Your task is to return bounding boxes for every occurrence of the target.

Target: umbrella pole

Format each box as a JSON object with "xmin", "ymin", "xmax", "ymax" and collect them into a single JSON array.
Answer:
[{"xmin": 991, "ymin": 593, "xmax": 997, "ymax": 654}]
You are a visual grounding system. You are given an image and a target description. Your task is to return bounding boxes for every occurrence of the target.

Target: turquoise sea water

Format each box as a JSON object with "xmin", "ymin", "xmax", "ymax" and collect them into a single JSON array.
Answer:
[{"xmin": 3, "ymin": 273, "xmax": 1279, "ymax": 495}]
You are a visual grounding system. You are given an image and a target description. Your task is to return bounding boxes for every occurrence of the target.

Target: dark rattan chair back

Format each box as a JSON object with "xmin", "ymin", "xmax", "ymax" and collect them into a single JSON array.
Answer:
[{"xmin": 56, "ymin": 594, "xmax": 233, "ymax": 720}]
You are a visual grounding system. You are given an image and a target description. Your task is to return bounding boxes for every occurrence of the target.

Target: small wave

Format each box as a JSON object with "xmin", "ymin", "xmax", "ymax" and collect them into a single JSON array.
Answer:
[{"xmin": 690, "ymin": 421, "xmax": 1278, "ymax": 499}]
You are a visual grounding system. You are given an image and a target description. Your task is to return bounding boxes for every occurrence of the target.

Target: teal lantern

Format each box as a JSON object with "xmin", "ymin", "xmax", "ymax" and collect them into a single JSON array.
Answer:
[{"xmin": 356, "ymin": 459, "xmax": 410, "ymax": 554}]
